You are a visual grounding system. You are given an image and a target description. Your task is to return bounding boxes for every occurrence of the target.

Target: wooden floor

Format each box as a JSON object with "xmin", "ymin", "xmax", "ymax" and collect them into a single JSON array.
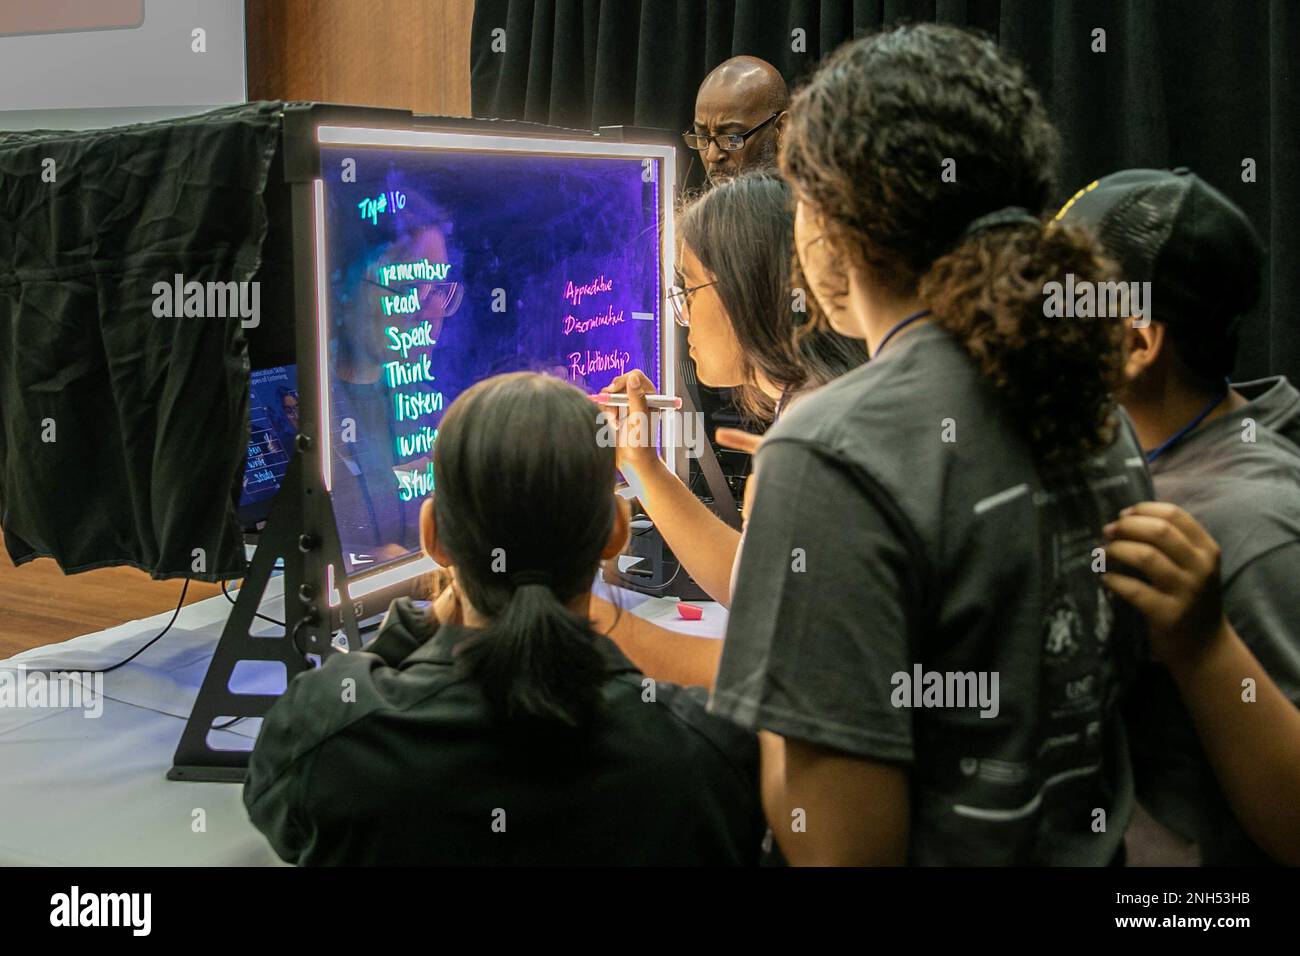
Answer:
[{"xmin": 0, "ymin": 550, "xmax": 223, "ymax": 659}]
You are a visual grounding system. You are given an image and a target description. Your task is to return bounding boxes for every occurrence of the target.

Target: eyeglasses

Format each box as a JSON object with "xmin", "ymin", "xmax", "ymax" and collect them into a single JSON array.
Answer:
[
  {"xmin": 667, "ymin": 281, "xmax": 715, "ymax": 327},
  {"xmin": 682, "ymin": 112, "xmax": 784, "ymax": 152}
]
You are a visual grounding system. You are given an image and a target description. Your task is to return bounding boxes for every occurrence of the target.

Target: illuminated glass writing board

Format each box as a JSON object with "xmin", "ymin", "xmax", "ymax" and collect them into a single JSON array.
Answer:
[{"xmin": 312, "ymin": 127, "xmax": 676, "ymax": 594}]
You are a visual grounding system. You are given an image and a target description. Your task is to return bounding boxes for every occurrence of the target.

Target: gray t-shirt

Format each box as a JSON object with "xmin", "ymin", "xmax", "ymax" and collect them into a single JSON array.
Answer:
[
  {"xmin": 1126, "ymin": 376, "xmax": 1300, "ymax": 865},
  {"xmin": 711, "ymin": 322, "xmax": 1152, "ymax": 865}
]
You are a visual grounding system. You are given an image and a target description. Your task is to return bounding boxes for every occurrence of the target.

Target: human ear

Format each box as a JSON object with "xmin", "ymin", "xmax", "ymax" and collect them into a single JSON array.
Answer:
[
  {"xmin": 601, "ymin": 496, "xmax": 631, "ymax": 559},
  {"xmin": 420, "ymin": 497, "xmax": 453, "ymax": 566},
  {"xmin": 1124, "ymin": 321, "xmax": 1166, "ymax": 383}
]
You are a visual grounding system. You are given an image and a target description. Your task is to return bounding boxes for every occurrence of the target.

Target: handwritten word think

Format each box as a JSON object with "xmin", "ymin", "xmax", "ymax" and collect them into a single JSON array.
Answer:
[
  {"xmin": 564, "ymin": 274, "xmax": 613, "ymax": 306},
  {"xmin": 383, "ymin": 353, "xmax": 434, "ymax": 388},
  {"xmin": 564, "ymin": 305, "xmax": 625, "ymax": 335}
]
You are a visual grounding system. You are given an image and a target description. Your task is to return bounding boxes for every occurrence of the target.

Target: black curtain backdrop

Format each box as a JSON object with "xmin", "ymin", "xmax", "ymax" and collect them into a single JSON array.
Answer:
[{"xmin": 470, "ymin": 0, "xmax": 1299, "ymax": 385}]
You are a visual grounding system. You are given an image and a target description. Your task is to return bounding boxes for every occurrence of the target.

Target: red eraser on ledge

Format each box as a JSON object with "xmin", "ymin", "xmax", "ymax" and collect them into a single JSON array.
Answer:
[{"xmin": 676, "ymin": 602, "xmax": 703, "ymax": 621}]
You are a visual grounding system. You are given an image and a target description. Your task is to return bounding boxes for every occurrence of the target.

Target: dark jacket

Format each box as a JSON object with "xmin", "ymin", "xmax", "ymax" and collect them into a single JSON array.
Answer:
[{"xmin": 244, "ymin": 598, "xmax": 764, "ymax": 865}]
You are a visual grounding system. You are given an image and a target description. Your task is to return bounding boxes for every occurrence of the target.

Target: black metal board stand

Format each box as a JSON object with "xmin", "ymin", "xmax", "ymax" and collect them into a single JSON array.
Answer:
[{"xmin": 167, "ymin": 452, "xmax": 364, "ymax": 782}]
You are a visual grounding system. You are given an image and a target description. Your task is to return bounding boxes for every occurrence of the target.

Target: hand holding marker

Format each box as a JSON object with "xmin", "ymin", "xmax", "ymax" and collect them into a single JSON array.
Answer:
[{"xmin": 596, "ymin": 370, "xmax": 676, "ymax": 471}]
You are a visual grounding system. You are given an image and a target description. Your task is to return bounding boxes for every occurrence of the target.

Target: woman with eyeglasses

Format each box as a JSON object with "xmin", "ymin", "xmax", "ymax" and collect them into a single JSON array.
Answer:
[{"xmin": 592, "ymin": 173, "xmax": 866, "ymax": 686}]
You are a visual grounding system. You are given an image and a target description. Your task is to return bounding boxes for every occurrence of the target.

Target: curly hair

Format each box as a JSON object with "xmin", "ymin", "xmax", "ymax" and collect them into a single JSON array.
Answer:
[{"xmin": 780, "ymin": 23, "xmax": 1126, "ymax": 463}]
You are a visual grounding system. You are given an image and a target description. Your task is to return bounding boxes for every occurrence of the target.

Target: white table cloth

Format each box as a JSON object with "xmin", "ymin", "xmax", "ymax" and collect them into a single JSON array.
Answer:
[{"xmin": 0, "ymin": 578, "xmax": 724, "ymax": 866}]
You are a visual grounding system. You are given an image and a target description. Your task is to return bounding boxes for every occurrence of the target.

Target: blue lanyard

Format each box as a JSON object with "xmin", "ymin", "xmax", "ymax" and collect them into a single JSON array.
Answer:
[
  {"xmin": 874, "ymin": 309, "xmax": 932, "ymax": 358},
  {"xmin": 1145, "ymin": 379, "xmax": 1230, "ymax": 463}
]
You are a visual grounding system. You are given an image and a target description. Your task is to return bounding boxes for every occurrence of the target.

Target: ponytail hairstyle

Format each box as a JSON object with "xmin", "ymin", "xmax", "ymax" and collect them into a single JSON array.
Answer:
[
  {"xmin": 432, "ymin": 372, "xmax": 616, "ymax": 727},
  {"xmin": 678, "ymin": 172, "xmax": 868, "ymax": 424},
  {"xmin": 780, "ymin": 24, "xmax": 1125, "ymax": 465}
]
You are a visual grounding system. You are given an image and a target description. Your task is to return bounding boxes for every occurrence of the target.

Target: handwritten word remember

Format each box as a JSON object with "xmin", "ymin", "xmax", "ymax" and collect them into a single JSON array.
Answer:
[
  {"xmin": 564, "ymin": 274, "xmax": 613, "ymax": 306},
  {"xmin": 378, "ymin": 259, "xmax": 450, "ymax": 285}
]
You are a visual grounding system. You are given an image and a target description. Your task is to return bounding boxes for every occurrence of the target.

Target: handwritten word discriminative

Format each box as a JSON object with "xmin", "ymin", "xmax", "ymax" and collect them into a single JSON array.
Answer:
[
  {"xmin": 378, "ymin": 259, "xmax": 451, "ymax": 285},
  {"xmin": 564, "ymin": 305, "xmax": 625, "ymax": 335},
  {"xmin": 564, "ymin": 274, "xmax": 614, "ymax": 306},
  {"xmin": 396, "ymin": 460, "xmax": 435, "ymax": 502},
  {"xmin": 396, "ymin": 425, "xmax": 438, "ymax": 459},
  {"xmin": 359, "ymin": 190, "xmax": 406, "ymax": 225},
  {"xmin": 383, "ymin": 353, "xmax": 435, "ymax": 388},
  {"xmin": 394, "ymin": 389, "xmax": 445, "ymax": 423},
  {"xmin": 568, "ymin": 348, "xmax": 631, "ymax": 380},
  {"xmin": 385, "ymin": 320, "xmax": 436, "ymax": 359}
]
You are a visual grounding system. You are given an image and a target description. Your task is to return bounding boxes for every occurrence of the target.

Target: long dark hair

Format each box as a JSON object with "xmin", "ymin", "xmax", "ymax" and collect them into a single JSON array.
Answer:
[
  {"xmin": 679, "ymin": 172, "xmax": 868, "ymax": 422},
  {"xmin": 432, "ymin": 372, "xmax": 614, "ymax": 726},
  {"xmin": 781, "ymin": 24, "xmax": 1124, "ymax": 464}
]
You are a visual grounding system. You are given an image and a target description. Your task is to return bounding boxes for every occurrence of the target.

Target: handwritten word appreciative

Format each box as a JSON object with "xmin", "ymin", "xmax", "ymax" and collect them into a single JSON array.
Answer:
[{"xmin": 564, "ymin": 274, "xmax": 613, "ymax": 306}]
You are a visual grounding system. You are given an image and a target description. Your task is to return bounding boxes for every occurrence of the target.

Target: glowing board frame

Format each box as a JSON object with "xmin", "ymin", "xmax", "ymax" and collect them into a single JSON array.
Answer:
[{"xmin": 311, "ymin": 124, "xmax": 680, "ymax": 613}]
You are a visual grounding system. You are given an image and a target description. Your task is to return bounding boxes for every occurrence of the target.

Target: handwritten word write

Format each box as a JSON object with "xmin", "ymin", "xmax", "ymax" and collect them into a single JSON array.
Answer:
[{"xmin": 396, "ymin": 426, "xmax": 438, "ymax": 459}]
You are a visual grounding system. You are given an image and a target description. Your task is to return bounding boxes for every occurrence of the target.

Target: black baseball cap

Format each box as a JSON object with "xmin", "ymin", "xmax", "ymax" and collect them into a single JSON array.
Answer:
[{"xmin": 1054, "ymin": 168, "xmax": 1263, "ymax": 378}]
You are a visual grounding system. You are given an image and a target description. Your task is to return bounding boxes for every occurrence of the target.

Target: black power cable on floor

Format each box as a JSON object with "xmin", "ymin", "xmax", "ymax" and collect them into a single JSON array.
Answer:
[{"xmin": 13, "ymin": 578, "xmax": 192, "ymax": 675}]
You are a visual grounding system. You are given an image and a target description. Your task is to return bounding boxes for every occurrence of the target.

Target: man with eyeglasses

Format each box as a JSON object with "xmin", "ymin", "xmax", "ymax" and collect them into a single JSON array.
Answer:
[{"xmin": 686, "ymin": 56, "xmax": 788, "ymax": 187}]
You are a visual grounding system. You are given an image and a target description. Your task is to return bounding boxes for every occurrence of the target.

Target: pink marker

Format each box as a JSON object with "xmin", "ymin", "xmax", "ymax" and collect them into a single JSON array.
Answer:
[{"xmin": 591, "ymin": 393, "xmax": 682, "ymax": 410}]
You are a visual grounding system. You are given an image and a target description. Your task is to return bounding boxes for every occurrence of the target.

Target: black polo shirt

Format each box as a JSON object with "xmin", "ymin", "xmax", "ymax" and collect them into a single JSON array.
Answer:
[{"xmin": 244, "ymin": 597, "xmax": 764, "ymax": 865}]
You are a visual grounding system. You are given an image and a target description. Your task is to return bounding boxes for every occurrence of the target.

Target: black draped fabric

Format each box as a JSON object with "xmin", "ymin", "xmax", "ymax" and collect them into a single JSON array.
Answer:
[
  {"xmin": 0, "ymin": 102, "xmax": 283, "ymax": 580},
  {"xmin": 471, "ymin": 0, "xmax": 1300, "ymax": 383}
]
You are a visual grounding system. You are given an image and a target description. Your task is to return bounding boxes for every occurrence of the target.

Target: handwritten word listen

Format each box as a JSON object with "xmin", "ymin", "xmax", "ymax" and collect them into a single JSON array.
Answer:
[{"xmin": 564, "ymin": 274, "xmax": 613, "ymax": 306}]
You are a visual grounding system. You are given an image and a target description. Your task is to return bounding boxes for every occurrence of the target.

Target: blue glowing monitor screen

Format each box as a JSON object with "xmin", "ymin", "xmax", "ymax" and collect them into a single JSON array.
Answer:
[
  {"xmin": 238, "ymin": 364, "xmax": 299, "ymax": 525},
  {"xmin": 317, "ymin": 134, "xmax": 670, "ymax": 580}
]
